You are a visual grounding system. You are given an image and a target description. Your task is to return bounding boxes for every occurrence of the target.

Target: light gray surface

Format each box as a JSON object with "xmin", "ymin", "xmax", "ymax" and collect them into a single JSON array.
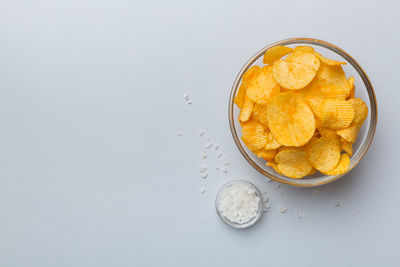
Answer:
[{"xmin": 0, "ymin": 0, "xmax": 398, "ymax": 266}]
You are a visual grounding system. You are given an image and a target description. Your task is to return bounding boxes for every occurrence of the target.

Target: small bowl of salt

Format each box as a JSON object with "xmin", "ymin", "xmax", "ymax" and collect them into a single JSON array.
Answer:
[{"xmin": 215, "ymin": 180, "xmax": 263, "ymax": 229}]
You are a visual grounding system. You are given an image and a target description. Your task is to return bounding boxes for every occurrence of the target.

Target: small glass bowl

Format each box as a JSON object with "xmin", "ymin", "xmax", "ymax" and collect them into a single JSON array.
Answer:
[
  {"xmin": 228, "ymin": 38, "xmax": 377, "ymax": 187},
  {"xmin": 215, "ymin": 180, "xmax": 264, "ymax": 229}
]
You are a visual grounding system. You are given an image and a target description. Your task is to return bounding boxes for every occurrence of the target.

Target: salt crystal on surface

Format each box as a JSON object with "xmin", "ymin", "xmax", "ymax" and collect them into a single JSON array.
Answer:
[
  {"xmin": 224, "ymin": 161, "xmax": 231, "ymax": 166},
  {"xmin": 222, "ymin": 167, "xmax": 227, "ymax": 174},
  {"xmin": 266, "ymin": 178, "xmax": 271, "ymax": 182},
  {"xmin": 200, "ymin": 187, "xmax": 206, "ymax": 194},
  {"xmin": 206, "ymin": 143, "xmax": 213, "ymax": 149},
  {"xmin": 198, "ymin": 129, "xmax": 205, "ymax": 136},
  {"xmin": 278, "ymin": 206, "xmax": 287, "ymax": 213},
  {"xmin": 276, "ymin": 184, "xmax": 280, "ymax": 189},
  {"xmin": 183, "ymin": 93, "xmax": 190, "ymax": 100},
  {"xmin": 176, "ymin": 131, "xmax": 183, "ymax": 136},
  {"xmin": 201, "ymin": 173, "xmax": 208, "ymax": 179},
  {"xmin": 214, "ymin": 145, "xmax": 219, "ymax": 150},
  {"xmin": 217, "ymin": 153, "xmax": 223, "ymax": 159},
  {"xmin": 335, "ymin": 202, "xmax": 340, "ymax": 207},
  {"xmin": 201, "ymin": 151, "xmax": 207, "ymax": 159},
  {"xmin": 215, "ymin": 166, "xmax": 220, "ymax": 171},
  {"xmin": 187, "ymin": 101, "xmax": 192, "ymax": 105}
]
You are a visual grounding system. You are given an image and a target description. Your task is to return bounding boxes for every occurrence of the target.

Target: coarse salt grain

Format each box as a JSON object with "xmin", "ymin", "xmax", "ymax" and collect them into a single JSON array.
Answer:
[
  {"xmin": 200, "ymin": 187, "xmax": 206, "ymax": 194},
  {"xmin": 218, "ymin": 183, "xmax": 261, "ymax": 224}
]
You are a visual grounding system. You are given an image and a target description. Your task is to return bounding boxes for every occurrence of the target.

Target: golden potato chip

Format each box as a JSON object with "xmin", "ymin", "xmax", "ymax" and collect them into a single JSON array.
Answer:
[
  {"xmin": 317, "ymin": 63, "xmax": 350, "ymax": 98},
  {"xmin": 272, "ymin": 60, "xmax": 317, "ymax": 90},
  {"xmin": 325, "ymin": 153, "xmax": 350, "ymax": 175},
  {"xmin": 347, "ymin": 76, "xmax": 355, "ymax": 99},
  {"xmin": 306, "ymin": 134, "xmax": 341, "ymax": 173},
  {"xmin": 318, "ymin": 127, "xmax": 337, "ymax": 137},
  {"xmin": 321, "ymin": 99, "xmax": 355, "ymax": 129},
  {"xmin": 263, "ymin": 45, "xmax": 293, "ymax": 65},
  {"xmin": 241, "ymin": 121, "xmax": 267, "ymax": 150},
  {"xmin": 255, "ymin": 149, "xmax": 277, "ymax": 161},
  {"xmin": 267, "ymin": 92, "xmax": 315, "ymax": 147},
  {"xmin": 266, "ymin": 160, "xmax": 282, "ymax": 175},
  {"xmin": 246, "ymin": 65, "xmax": 280, "ymax": 105},
  {"xmin": 315, "ymin": 52, "xmax": 346, "ymax": 66},
  {"xmin": 234, "ymin": 83, "xmax": 247, "ymax": 109},
  {"xmin": 239, "ymin": 94, "xmax": 254, "ymax": 122},
  {"xmin": 336, "ymin": 98, "xmax": 368, "ymax": 143},
  {"xmin": 340, "ymin": 138, "xmax": 353, "ymax": 156},
  {"xmin": 251, "ymin": 104, "xmax": 269, "ymax": 127},
  {"xmin": 243, "ymin": 65, "xmax": 261, "ymax": 83},
  {"xmin": 286, "ymin": 48, "xmax": 320, "ymax": 71},
  {"xmin": 264, "ymin": 132, "xmax": 281, "ymax": 150},
  {"xmin": 275, "ymin": 147, "xmax": 312, "ymax": 179}
]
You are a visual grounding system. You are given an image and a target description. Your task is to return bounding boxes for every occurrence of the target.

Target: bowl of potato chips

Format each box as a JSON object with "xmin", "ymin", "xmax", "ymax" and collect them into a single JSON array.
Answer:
[{"xmin": 229, "ymin": 38, "xmax": 377, "ymax": 187}]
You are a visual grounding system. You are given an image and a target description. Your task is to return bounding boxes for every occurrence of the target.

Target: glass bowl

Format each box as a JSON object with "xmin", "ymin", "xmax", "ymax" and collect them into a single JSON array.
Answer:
[
  {"xmin": 228, "ymin": 38, "xmax": 377, "ymax": 187},
  {"xmin": 215, "ymin": 180, "xmax": 264, "ymax": 229}
]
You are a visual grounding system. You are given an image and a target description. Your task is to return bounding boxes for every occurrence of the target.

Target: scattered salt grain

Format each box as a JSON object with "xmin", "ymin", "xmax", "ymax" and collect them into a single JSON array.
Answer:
[
  {"xmin": 276, "ymin": 184, "xmax": 280, "ymax": 190},
  {"xmin": 198, "ymin": 129, "xmax": 205, "ymax": 136},
  {"xmin": 335, "ymin": 202, "xmax": 340, "ymax": 207},
  {"xmin": 187, "ymin": 101, "xmax": 192, "ymax": 105},
  {"xmin": 217, "ymin": 183, "xmax": 261, "ymax": 224},
  {"xmin": 205, "ymin": 143, "xmax": 213, "ymax": 149},
  {"xmin": 183, "ymin": 93, "xmax": 190, "ymax": 100},
  {"xmin": 200, "ymin": 187, "xmax": 206, "ymax": 194},
  {"xmin": 278, "ymin": 206, "xmax": 287, "ymax": 213},
  {"xmin": 222, "ymin": 167, "xmax": 228, "ymax": 174},
  {"xmin": 224, "ymin": 161, "xmax": 231, "ymax": 166},
  {"xmin": 201, "ymin": 151, "xmax": 207, "ymax": 159},
  {"xmin": 215, "ymin": 166, "xmax": 220, "ymax": 171},
  {"xmin": 217, "ymin": 153, "xmax": 223, "ymax": 159},
  {"xmin": 201, "ymin": 173, "xmax": 208, "ymax": 179},
  {"xmin": 199, "ymin": 165, "xmax": 207, "ymax": 173},
  {"xmin": 214, "ymin": 145, "xmax": 219, "ymax": 150},
  {"xmin": 266, "ymin": 178, "xmax": 272, "ymax": 182}
]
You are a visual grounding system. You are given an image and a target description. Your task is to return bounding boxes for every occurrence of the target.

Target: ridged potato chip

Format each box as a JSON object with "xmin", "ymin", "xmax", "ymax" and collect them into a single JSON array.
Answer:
[
  {"xmin": 275, "ymin": 147, "xmax": 312, "ymax": 179},
  {"xmin": 286, "ymin": 47, "xmax": 320, "ymax": 71},
  {"xmin": 318, "ymin": 127, "xmax": 337, "ymax": 137},
  {"xmin": 243, "ymin": 65, "xmax": 261, "ymax": 83},
  {"xmin": 241, "ymin": 121, "xmax": 267, "ymax": 150},
  {"xmin": 263, "ymin": 45, "xmax": 293, "ymax": 65},
  {"xmin": 234, "ymin": 83, "xmax": 247, "ymax": 109},
  {"xmin": 317, "ymin": 63, "xmax": 350, "ymax": 98},
  {"xmin": 246, "ymin": 65, "xmax": 280, "ymax": 105},
  {"xmin": 336, "ymin": 98, "xmax": 368, "ymax": 143},
  {"xmin": 272, "ymin": 60, "xmax": 317, "ymax": 90},
  {"xmin": 255, "ymin": 149, "xmax": 277, "ymax": 161},
  {"xmin": 325, "ymin": 153, "xmax": 350, "ymax": 175},
  {"xmin": 264, "ymin": 132, "xmax": 281, "ymax": 150},
  {"xmin": 308, "ymin": 168, "xmax": 318, "ymax": 176},
  {"xmin": 347, "ymin": 76, "xmax": 355, "ymax": 99},
  {"xmin": 321, "ymin": 99, "xmax": 355, "ymax": 129},
  {"xmin": 266, "ymin": 160, "xmax": 282, "ymax": 175},
  {"xmin": 239, "ymin": 94, "xmax": 254, "ymax": 122},
  {"xmin": 267, "ymin": 92, "xmax": 315, "ymax": 147},
  {"xmin": 251, "ymin": 104, "xmax": 269, "ymax": 128},
  {"xmin": 315, "ymin": 52, "xmax": 346, "ymax": 66},
  {"xmin": 306, "ymin": 134, "xmax": 341, "ymax": 173},
  {"xmin": 340, "ymin": 138, "xmax": 353, "ymax": 156}
]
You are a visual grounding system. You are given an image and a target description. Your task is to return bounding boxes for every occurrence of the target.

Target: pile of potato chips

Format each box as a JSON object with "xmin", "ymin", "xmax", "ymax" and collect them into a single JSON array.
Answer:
[{"xmin": 234, "ymin": 45, "xmax": 368, "ymax": 179}]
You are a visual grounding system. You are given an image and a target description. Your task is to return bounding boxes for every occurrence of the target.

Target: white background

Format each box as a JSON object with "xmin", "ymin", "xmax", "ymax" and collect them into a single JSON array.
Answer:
[{"xmin": 0, "ymin": 0, "xmax": 398, "ymax": 266}]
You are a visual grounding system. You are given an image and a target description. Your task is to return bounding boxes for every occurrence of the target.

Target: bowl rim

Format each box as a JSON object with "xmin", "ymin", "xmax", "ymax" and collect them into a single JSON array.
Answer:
[{"xmin": 228, "ymin": 37, "xmax": 378, "ymax": 187}]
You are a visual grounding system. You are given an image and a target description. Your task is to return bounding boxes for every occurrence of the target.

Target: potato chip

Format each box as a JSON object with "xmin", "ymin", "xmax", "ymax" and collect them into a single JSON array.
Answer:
[
  {"xmin": 315, "ymin": 52, "xmax": 346, "ymax": 66},
  {"xmin": 255, "ymin": 149, "xmax": 277, "ymax": 161},
  {"xmin": 243, "ymin": 65, "xmax": 261, "ymax": 83},
  {"xmin": 317, "ymin": 63, "xmax": 350, "ymax": 97},
  {"xmin": 246, "ymin": 65, "xmax": 280, "ymax": 105},
  {"xmin": 340, "ymin": 138, "xmax": 353, "ymax": 156},
  {"xmin": 239, "ymin": 94, "xmax": 254, "ymax": 122},
  {"xmin": 336, "ymin": 98, "xmax": 368, "ymax": 143},
  {"xmin": 241, "ymin": 121, "xmax": 267, "ymax": 150},
  {"xmin": 306, "ymin": 134, "xmax": 341, "ymax": 173},
  {"xmin": 263, "ymin": 45, "xmax": 293, "ymax": 65},
  {"xmin": 325, "ymin": 153, "xmax": 350, "ymax": 175},
  {"xmin": 347, "ymin": 76, "xmax": 355, "ymax": 99},
  {"xmin": 272, "ymin": 60, "xmax": 317, "ymax": 90},
  {"xmin": 234, "ymin": 83, "xmax": 247, "ymax": 109},
  {"xmin": 251, "ymin": 104, "xmax": 269, "ymax": 127},
  {"xmin": 266, "ymin": 160, "xmax": 282, "ymax": 175},
  {"xmin": 321, "ymin": 99, "xmax": 355, "ymax": 129},
  {"xmin": 267, "ymin": 92, "xmax": 315, "ymax": 146},
  {"xmin": 286, "ymin": 47, "xmax": 320, "ymax": 71},
  {"xmin": 264, "ymin": 132, "xmax": 281, "ymax": 150},
  {"xmin": 318, "ymin": 127, "xmax": 337, "ymax": 137},
  {"xmin": 275, "ymin": 147, "xmax": 312, "ymax": 179}
]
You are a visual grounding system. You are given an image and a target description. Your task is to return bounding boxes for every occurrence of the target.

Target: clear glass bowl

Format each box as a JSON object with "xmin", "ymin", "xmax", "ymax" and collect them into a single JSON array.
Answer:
[
  {"xmin": 215, "ymin": 180, "xmax": 264, "ymax": 229},
  {"xmin": 228, "ymin": 38, "xmax": 377, "ymax": 187}
]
